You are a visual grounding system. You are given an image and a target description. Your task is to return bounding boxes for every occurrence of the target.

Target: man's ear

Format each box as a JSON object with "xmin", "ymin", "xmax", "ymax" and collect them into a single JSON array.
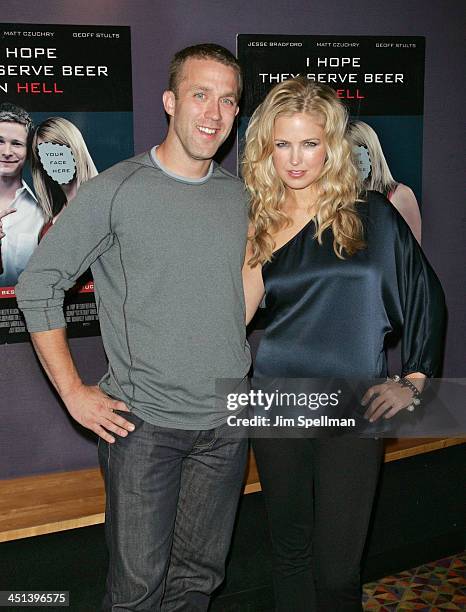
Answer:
[
  {"xmin": 235, "ymin": 105, "xmax": 239, "ymax": 117},
  {"xmin": 163, "ymin": 90, "xmax": 176, "ymax": 117}
]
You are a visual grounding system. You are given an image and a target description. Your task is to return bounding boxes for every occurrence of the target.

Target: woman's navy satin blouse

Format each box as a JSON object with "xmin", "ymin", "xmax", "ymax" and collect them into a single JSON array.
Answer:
[{"xmin": 254, "ymin": 191, "xmax": 446, "ymax": 379}]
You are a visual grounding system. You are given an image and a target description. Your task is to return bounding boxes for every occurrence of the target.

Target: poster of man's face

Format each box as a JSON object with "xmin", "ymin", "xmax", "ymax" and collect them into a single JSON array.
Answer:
[{"xmin": 0, "ymin": 121, "xmax": 28, "ymax": 180}]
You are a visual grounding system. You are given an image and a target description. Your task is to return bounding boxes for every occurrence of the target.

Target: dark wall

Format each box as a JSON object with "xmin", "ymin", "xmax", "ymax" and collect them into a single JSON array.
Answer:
[{"xmin": 1, "ymin": 0, "xmax": 464, "ymax": 478}]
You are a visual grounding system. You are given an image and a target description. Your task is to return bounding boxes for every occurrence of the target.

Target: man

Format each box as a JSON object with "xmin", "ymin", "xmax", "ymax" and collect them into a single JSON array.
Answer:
[
  {"xmin": 0, "ymin": 103, "xmax": 44, "ymax": 286},
  {"xmin": 16, "ymin": 44, "xmax": 251, "ymax": 611}
]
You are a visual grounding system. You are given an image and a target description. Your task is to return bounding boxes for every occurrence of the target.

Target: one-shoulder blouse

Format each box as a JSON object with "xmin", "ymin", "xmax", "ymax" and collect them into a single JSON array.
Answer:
[{"xmin": 254, "ymin": 191, "xmax": 446, "ymax": 379}]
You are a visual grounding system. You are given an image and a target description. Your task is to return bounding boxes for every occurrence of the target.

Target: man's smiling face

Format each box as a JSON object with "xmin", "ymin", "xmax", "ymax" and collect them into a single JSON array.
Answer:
[
  {"xmin": 164, "ymin": 58, "xmax": 239, "ymax": 164},
  {"xmin": 0, "ymin": 121, "xmax": 28, "ymax": 180}
]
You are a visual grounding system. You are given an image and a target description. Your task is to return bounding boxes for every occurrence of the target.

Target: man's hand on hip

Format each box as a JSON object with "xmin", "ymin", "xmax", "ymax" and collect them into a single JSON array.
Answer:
[
  {"xmin": 29, "ymin": 328, "xmax": 135, "ymax": 444},
  {"xmin": 61, "ymin": 384, "xmax": 135, "ymax": 443}
]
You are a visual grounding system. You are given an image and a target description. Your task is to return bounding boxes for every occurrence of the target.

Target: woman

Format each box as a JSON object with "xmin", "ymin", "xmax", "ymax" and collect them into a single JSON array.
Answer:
[
  {"xmin": 242, "ymin": 78, "xmax": 445, "ymax": 611},
  {"xmin": 31, "ymin": 117, "xmax": 97, "ymax": 236},
  {"xmin": 347, "ymin": 119, "xmax": 422, "ymax": 243}
]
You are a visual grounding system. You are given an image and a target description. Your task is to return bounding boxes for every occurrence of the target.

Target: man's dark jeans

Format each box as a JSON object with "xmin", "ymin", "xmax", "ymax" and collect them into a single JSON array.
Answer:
[{"xmin": 98, "ymin": 412, "xmax": 247, "ymax": 611}]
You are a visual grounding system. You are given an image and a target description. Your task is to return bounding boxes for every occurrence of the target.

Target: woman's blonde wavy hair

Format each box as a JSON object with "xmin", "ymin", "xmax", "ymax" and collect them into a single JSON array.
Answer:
[
  {"xmin": 242, "ymin": 77, "xmax": 364, "ymax": 266},
  {"xmin": 31, "ymin": 117, "xmax": 98, "ymax": 220}
]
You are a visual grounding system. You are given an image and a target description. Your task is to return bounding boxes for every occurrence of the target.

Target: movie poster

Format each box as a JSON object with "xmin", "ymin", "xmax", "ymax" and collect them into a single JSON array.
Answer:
[
  {"xmin": 0, "ymin": 23, "xmax": 133, "ymax": 343},
  {"xmin": 237, "ymin": 34, "xmax": 425, "ymax": 212}
]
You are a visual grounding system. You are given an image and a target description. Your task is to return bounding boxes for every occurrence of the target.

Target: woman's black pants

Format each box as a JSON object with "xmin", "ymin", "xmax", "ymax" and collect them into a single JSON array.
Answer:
[{"xmin": 253, "ymin": 437, "xmax": 383, "ymax": 612}]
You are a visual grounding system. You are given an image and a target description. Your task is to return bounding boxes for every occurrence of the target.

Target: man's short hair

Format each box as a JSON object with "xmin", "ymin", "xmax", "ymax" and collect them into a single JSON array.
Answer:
[
  {"xmin": 0, "ymin": 102, "xmax": 33, "ymax": 136},
  {"xmin": 168, "ymin": 43, "xmax": 243, "ymax": 100}
]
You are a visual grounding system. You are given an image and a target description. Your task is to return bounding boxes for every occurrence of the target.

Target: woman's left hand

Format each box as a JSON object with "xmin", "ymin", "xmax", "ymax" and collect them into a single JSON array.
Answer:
[{"xmin": 361, "ymin": 376, "xmax": 424, "ymax": 422}]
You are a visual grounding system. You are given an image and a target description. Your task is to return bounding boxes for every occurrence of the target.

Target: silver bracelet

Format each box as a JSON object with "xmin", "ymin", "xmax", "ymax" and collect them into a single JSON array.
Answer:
[{"xmin": 389, "ymin": 375, "xmax": 421, "ymax": 412}]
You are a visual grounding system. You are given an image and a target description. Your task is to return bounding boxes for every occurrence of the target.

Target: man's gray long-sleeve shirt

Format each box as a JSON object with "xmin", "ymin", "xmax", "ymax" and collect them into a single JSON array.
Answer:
[{"xmin": 16, "ymin": 151, "xmax": 251, "ymax": 429}]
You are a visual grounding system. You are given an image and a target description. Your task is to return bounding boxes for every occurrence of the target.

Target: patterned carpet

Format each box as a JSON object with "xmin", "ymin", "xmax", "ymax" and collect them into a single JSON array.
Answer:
[{"xmin": 363, "ymin": 551, "xmax": 466, "ymax": 611}]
